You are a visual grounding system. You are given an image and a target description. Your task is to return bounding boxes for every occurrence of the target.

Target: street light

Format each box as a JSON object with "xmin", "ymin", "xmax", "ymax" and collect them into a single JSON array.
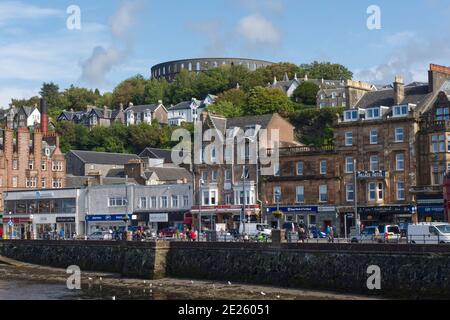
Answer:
[
  {"xmin": 198, "ymin": 179, "xmax": 204, "ymax": 239},
  {"xmin": 275, "ymin": 189, "xmax": 281, "ymax": 230}
]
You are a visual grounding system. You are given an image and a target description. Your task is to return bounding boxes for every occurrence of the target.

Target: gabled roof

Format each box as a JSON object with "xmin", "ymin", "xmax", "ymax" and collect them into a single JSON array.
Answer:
[
  {"xmin": 124, "ymin": 104, "xmax": 163, "ymax": 113},
  {"xmin": 354, "ymin": 84, "xmax": 430, "ymax": 109},
  {"xmin": 139, "ymin": 147, "xmax": 174, "ymax": 162},
  {"xmin": 144, "ymin": 167, "xmax": 192, "ymax": 182},
  {"xmin": 67, "ymin": 150, "xmax": 140, "ymax": 165},
  {"xmin": 17, "ymin": 106, "xmax": 39, "ymax": 117},
  {"xmin": 226, "ymin": 114, "xmax": 275, "ymax": 130}
]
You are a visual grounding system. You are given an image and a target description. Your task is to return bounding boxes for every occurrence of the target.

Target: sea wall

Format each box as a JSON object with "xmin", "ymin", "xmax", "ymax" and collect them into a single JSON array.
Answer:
[{"xmin": 1, "ymin": 240, "xmax": 449, "ymax": 298}]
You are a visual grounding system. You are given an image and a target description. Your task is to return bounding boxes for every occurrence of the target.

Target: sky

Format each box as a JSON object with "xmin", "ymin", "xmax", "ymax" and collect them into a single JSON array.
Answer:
[{"xmin": 1, "ymin": 0, "xmax": 450, "ymax": 108}]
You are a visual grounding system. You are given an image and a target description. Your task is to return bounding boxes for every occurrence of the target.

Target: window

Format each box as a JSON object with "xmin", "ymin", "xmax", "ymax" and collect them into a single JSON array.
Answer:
[
  {"xmin": 41, "ymin": 178, "xmax": 46, "ymax": 188},
  {"xmin": 201, "ymin": 171, "xmax": 208, "ymax": 182},
  {"xmin": 274, "ymin": 163, "xmax": 281, "ymax": 176},
  {"xmin": 370, "ymin": 129, "xmax": 378, "ymax": 144},
  {"xmin": 52, "ymin": 179, "xmax": 63, "ymax": 189},
  {"xmin": 296, "ymin": 186, "xmax": 305, "ymax": 203},
  {"xmin": 344, "ymin": 110, "xmax": 358, "ymax": 122},
  {"xmin": 346, "ymin": 184, "xmax": 355, "ymax": 202},
  {"xmin": 393, "ymin": 105, "xmax": 409, "ymax": 117},
  {"xmin": 345, "ymin": 157, "xmax": 354, "ymax": 173},
  {"xmin": 26, "ymin": 177, "xmax": 37, "ymax": 188},
  {"xmin": 172, "ymin": 195, "xmax": 179, "ymax": 208},
  {"xmin": 345, "ymin": 132, "xmax": 353, "ymax": 146},
  {"xmin": 397, "ymin": 182, "xmax": 405, "ymax": 201},
  {"xmin": 297, "ymin": 162, "xmax": 304, "ymax": 176},
  {"xmin": 212, "ymin": 170, "xmax": 218, "ymax": 182},
  {"xmin": 12, "ymin": 176, "xmax": 18, "ymax": 188},
  {"xmin": 13, "ymin": 160, "xmax": 18, "ymax": 170},
  {"xmin": 108, "ymin": 197, "xmax": 127, "ymax": 207},
  {"xmin": 183, "ymin": 195, "xmax": 189, "ymax": 207},
  {"xmin": 320, "ymin": 160, "xmax": 327, "ymax": 175},
  {"xmin": 225, "ymin": 169, "xmax": 232, "ymax": 181},
  {"xmin": 161, "ymin": 196, "xmax": 168, "ymax": 208},
  {"xmin": 370, "ymin": 155, "xmax": 380, "ymax": 171},
  {"xmin": 211, "ymin": 147, "xmax": 216, "ymax": 162},
  {"xmin": 28, "ymin": 160, "xmax": 34, "ymax": 170},
  {"xmin": 210, "ymin": 191, "xmax": 217, "ymax": 205},
  {"xmin": 225, "ymin": 194, "xmax": 233, "ymax": 205},
  {"xmin": 140, "ymin": 197, "xmax": 147, "ymax": 209},
  {"xmin": 439, "ymin": 135, "xmax": 446, "ymax": 152},
  {"xmin": 396, "ymin": 153, "xmax": 405, "ymax": 171},
  {"xmin": 436, "ymin": 107, "xmax": 450, "ymax": 121},
  {"xmin": 368, "ymin": 182, "xmax": 384, "ymax": 201},
  {"xmin": 432, "ymin": 164, "xmax": 446, "ymax": 185},
  {"xmin": 273, "ymin": 186, "xmax": 281, "ymax": 203},
  {"xmin": 395, "ymin": 128, "xmax": 404, "ymax": 142},
  {"xmin": 366, "ymin": 108, "xmax": 380, "ymax": 119},
  {"xmin": 331, "ymin": 92, "xmax": 337, "ymax": 99},
  {"xmin": 41, "ymin": 161, "xmax": 47, "ymax": 171},
  {"xmin": 202, "ymin": 191, "xmax": 210, "ymax": 206},
  {"xmin": 368, "ymin": 183, "xmax": 377, "ymax": 201},
  {"xmin": 52, "ymin": 161, "xmax": 63, "ymax": 172},
  {"xmin": 319, "ymin": 185, "xmax": 328, "ymax": 202},
  {"xmin": 151, "ymin": 196, "xmax": 157, "ymax": 208}
]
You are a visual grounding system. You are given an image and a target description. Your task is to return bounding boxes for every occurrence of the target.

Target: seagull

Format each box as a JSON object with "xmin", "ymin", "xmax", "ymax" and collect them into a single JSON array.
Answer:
[
  {"xmin": 144, "ymin": 280, "xmax": 147, "ymax": 284},
  {"xmin": 128, "ymin": 290, "xmax": 131, "ymax": 295},
  {"xmin": 99, "ymin": 277, "xmax": 103, "ymax": 282},
  {"xmin": 149, "ymin": 283, "xmax": 153, "ymax": 287},
  {"xmin": 228, "ymin": 281, "xmax": 232, "ymax": 286},
  {"xmin": 190, "ymin": 280, "xmax": 194, "ymax": 284},
  {"xmin": 112, "ymin": 296, "xmax": 116, "ymax": 300},
  {"xmin": 159, "ymin": 284, "xmax": 163, "ymax": 287},
  {"xmin": 261, "ymin": 292, "xmax": 266, "ymax": 296},
  {"xmin": 276, "ymin": 295, "xmax": 281, "ymax": 299}
]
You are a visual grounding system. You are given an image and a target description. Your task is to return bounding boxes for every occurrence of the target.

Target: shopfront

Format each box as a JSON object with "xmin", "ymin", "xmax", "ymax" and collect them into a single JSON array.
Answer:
[
  {"xmin": 2, "ymin": 217, "xmax": 32, "ymax": 239},
  {"xmin": 266, "ymin": 205, "xmax": 338, "ymax": 231},
  {"xmin": 358, "ymin": 205, "xmax": 413, "ymax": 226},
  {"xmin": 417, "ymin": 195, "xmax": 444, "ymax": 222},
  {"xmin": 85, "ymin": 214, "xmax": 132, "ymax": 235},
  {"xmin": 191, "ymin": 205, "xmax": 260, "ymax": 232}
]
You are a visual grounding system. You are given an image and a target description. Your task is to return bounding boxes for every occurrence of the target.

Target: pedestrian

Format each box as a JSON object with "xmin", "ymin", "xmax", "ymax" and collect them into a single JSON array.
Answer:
[
  {"xmin": 330, "ymin": 226, "xmax": 335, "ymax": 243},
  {"xmin": 186, "ymin": 229, "xmax": 192, "ymax": 242},
  {"xmin": 298, "ymin": 226, "xmax": 306, "ymax": 243},
  {"xmin": 191, "ymin": 229, "xmax": 197, "ymax": 242}
]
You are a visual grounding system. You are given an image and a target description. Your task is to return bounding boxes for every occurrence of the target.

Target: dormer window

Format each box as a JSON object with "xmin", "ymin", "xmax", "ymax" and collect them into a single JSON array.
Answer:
[
  {"xmin": 366, "ymin": 108, "xmax": 380, "ymax": 119},
  {"xmin": 436, "ymin": 107, "xmax": 450, "ymax": 121},
  {"xmin": 393, "ymin": 105, "xmax": 409, "ymax": 117},
  {"xmin": 344, "ymin": 110, "xmax": 358, "ymax": 122}
]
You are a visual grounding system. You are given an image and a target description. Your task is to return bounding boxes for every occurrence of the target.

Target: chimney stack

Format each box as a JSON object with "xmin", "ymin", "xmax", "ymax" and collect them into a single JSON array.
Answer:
[
  {"xmin": 40, "ymin": 98, "xmax": 48, "ymax": 134},
  {"xmin": 394, "ymin": 75, "xmax": 405, "ymax": 105}
]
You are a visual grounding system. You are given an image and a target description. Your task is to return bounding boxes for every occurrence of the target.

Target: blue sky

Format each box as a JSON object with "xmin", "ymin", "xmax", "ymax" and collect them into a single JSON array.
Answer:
[{"xmin": 1, "ymin": 0, "xmax": 450, "ymax": 108}]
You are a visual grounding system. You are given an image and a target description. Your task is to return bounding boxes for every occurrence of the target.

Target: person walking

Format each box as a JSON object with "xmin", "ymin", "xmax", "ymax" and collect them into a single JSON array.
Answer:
[
  {"xmin": 298, "ymin": 226, "xmax": 306, "ymax": 243},
  {"xmin": 330, "ymin": 226, "xmax": 335, "ymax": 243},
  {"xmin": 191, "ymin": 229, "xmax": 197, "ymax": 242},
  {"xmin": 325, "ymin": 225, "xmax": 331, "ymax": 243}
]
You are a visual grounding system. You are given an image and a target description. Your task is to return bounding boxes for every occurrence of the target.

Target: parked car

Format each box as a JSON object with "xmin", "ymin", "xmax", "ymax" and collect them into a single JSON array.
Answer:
[
  {"xmin": 88, "ymin": 231, "xmax": 113, "ymax": 241},
  {"xmin": 351, "ymin": 226, "xmax": 380, "ymax": 243},
  {"xmin": 239, "ymin": 223, "xmax": 272, "ymax": 237},
  {"xmin": 310, "ymin": 226, "xmax": 326, "ymax": 239},
  {"xmin": 378, "ymin": 225, "xmax": 401, "ymax": 243},
  {"xmin": 408, "ymin": 223, "xmax": 450, "ymax": 244}
]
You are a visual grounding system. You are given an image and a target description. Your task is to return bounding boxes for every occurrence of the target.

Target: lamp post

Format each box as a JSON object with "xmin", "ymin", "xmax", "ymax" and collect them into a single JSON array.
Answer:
[
  {"xmin": 354, "ymin": 159, "xmax": 360, "ymax": 235},
  {"xmin": 8, "ymin": 211, "xmax": 12, "ymax": 240},
  {"xmin": 198, "ymin": 179, "xmax": 204, "ymax": 239},
  {"xmin": 275, "ymin": 189, "xmax": 281, "ymax": 230}
]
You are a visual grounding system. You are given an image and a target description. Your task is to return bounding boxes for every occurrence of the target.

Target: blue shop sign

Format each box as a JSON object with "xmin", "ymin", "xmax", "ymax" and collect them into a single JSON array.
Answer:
[
  {"xmin": 85, "ymin": 214, "xmax": 132, "ymax": 222},
  {"xmin": 418, "ymin": 205, "xmax": 444, "ymax": 215},
  {"xmin": 266, "ymin": 206, "xmax": 318, "ymax": 213}
]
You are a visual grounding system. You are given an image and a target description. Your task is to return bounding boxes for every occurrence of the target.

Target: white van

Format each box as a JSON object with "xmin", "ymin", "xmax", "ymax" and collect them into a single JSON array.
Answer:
[
  {"xmin": 407, "ymin": 223, "xmax": 450, "ymax": 244},
  {"xmin": 239, "ymin": 223, "xmax": 272, "ymax": 237}
]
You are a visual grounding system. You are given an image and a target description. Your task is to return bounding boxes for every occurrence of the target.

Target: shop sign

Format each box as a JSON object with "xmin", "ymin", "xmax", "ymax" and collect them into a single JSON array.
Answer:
[
  {"xmin": 318, "ymin": 206, "xmax": 336, "ymax": 212},
  {"xmin": 35, "ymin": 215, "xmax": 56, "ymax": 224},
  {"xmin": 85, "ymin": 214, "xmax": 132, "ymax": 222},
  {"xmin": 266, "ymin": 206, "xmax": 318, "ymax": 213},
  {"xmin": 149, "ymin": 213, "xmax": 169, "ymax": 223},
  {"xmin": 357, "ymin": 171, "xmax": 388, "ymax": 179},
  {"xmin": 56, "ymin": 217, "xmax": 76, "ymax": 223},
  {"xmin": 358, "ymin": 206, "xmax": 412, "ymax": 215},
  {"xmin": 418, "ymin": 205, "xmax": 444, "ymax": 215}
]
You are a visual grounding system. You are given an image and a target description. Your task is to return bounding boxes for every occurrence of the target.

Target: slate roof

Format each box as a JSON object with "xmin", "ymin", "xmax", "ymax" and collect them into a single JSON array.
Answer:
[
  {"xmin": 124, "ymin": 104, "xmax": 162, "ymax": 113},
  {"xmin": 144, "ymin": 167, "xmax": 192, "ymax": 182},
  {"xmin": 354, "ymin": 84, "xmax": 430, "ymax": 109},
  {"xmin": 68, "ymin": 150, "xmax": 140, "ymax": 165},
  {"xmin": 168, "ymin": 100, "xmax": 197, "ymax": 111},
  {"xmin": 139, "ymin": 148, "xmax": 174, "ymax": 162},
  {"xmin": 21, "ymin": 106, "xmax": 38, "ymax": 117},
  {"xmin": 65, "ymin": 175, "xmax": 137, "ymax": 188},
  {"xmin": 226, "ymin": 114, "xmax": 274, "ymax": 130}
]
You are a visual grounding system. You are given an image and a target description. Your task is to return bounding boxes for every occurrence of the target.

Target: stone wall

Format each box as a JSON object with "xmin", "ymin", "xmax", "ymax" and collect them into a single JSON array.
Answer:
[{"xmin": 0, "ymin": 241, "xmax": 449, "ymax": 298}]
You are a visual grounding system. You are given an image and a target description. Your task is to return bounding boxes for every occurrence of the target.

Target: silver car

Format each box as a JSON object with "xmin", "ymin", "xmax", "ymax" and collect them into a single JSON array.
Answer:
[{"xmin": 88, "ymin": 231, "xmax": 113, "ymax": 241}]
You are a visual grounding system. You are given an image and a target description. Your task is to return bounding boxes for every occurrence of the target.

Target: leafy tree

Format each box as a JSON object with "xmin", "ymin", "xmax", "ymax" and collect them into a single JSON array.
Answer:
[
  {"xmin": 10, "ymin": 96, "xmax": 40, "ymax": 108},
  {"xmin": 245, "ymin": 87, "xmax": 295, "ymax": 116},
  {"xmin": 55, "ymin": 121, "xmax": 76, "ymax": 153},
  {"xmin": 215, "ymin": 88, "xmax": 248, "ymax": 109},
  {"xmin": 128, "ymin": 122, "xmax": 162, "ymax": 153},
  {"xmin": 143, "ymin": 79, "xmax": 170, "ymax": 105},
  {"xmin": 40, "ymin": 82, "xmax": 62, "ymax": 110},
  {"xmin": 207, "ymin": 101, "xmax": 244, "ymax": 118},
  {"xmin": 167, "ymin": 69, "xmax": 197, "ymax": 104},
  {"xmin": 112, "ymin": 74, "xmax": 147, "ymax": 107},
  {"xmin": 61, "ymin": 85, "xmax": 100, "ymax": 111},
  {"xmin": 96, "ymin": 92, "xmax": 114, "ymax": 108},
  {"xmin": 298, "ymin": 61, "xmax": 353, "ymax": 80},
  {"xmin": 292, "ymin": 81, "xmax": 320, "ymax": 105},
  {"xmin": 194, "ymin": 67, "xmax": 230, "ymax": 98}
]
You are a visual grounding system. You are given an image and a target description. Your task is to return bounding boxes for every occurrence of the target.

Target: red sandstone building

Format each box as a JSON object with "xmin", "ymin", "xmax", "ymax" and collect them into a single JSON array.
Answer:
[{"xmin": 0, "ymin": 99, "xmax": 66, "ymax": 237}]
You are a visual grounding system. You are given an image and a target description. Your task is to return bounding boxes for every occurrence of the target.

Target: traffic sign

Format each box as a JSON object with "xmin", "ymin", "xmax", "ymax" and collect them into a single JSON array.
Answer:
[{"xmin": 8, "ymin": 220, "xmax": 14, "ymax": 227}]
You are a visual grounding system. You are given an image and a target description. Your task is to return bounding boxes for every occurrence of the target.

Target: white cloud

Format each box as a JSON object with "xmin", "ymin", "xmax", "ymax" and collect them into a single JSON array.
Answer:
[
  {"xmin": 80, "ymin": 0, "xmax": 145, "ymax": 86},
  {"xmin": 0, "ymin": 86, "xmax": 40, "ymax": 109},
  {"xmin": 385, "ymin": 31, "xmax": 416, "ymax": 46},
  {"xmin": 236, "ymin": 14, "xmax": 281, "ymax": 48},
  {"xmin": 0, "ymin": 1, "xmax": 62, "ymax": 26}
]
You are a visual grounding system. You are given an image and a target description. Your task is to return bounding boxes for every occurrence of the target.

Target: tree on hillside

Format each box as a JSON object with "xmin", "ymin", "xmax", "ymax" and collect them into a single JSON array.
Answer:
[
  {"xmin": 207, "ymin": 101, "xmax": 245, "ymax": 118},
  {"xmin": 215, "ymin": 88, "xmax": 248, "ymax": 109},
  {"xmin": 167, "ymin": 69, "xmax": 197, "ymax": 104},
  {"xmin": 112, "ymin": 74, "xmax": 147, "ymax": 107},
  {"xmin": 61, "ymin": 85, "xmax": 100, "ymax": 111},
  {"xmin": 40, "ymin": 82, "xmax": 62, "ymax": 109},
  {"xmin": 292, "ymin": 81, "xmax": 320, "ymax": 105},
  {"xmin": 144, "ymin": 79, "xmax": 170, "ymax": 105},
  {"xmin": 10, "ymin": 96, "xmax": 40, "ymax": 108},
  {"xmin": 298, "ymin": 61, "xmax": 353, "ymax": 80},
  {"xmin": 245, "ymin": 87, "xmax": 295, "ymax": 116},
  {"xmin": 194, "ymin": 67, "xmax": 230, "ymax": 98}
]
